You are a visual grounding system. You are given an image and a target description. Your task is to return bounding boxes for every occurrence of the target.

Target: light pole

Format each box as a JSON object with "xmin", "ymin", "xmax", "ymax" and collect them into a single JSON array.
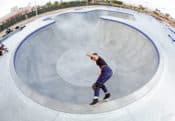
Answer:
[
  {"xmin": 87, "ymin": 0, "xmax": 89, "ymax": 6},
  {"xmin": 34, "ymin": 0, "xmax": 38, "ymax": 16}
]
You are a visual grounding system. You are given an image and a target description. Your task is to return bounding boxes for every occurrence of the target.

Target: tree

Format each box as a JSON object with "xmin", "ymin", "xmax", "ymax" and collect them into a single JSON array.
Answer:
[
  {"xmin": 53, "ymin": 1, "xmax": 59, "ymax": 7},
  {"xmin": 54, "ymin": 1, "xmax": 59, "ymax": 7},
  {"xmin": 46, "ymin": 1, "xmax": 52, "ymax": 8}
]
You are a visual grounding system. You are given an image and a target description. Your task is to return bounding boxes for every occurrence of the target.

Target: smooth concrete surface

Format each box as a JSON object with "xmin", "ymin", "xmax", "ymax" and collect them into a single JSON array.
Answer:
[{"xmin": 0, "ymin": 5, "xmax": 175, "ymax": 120}]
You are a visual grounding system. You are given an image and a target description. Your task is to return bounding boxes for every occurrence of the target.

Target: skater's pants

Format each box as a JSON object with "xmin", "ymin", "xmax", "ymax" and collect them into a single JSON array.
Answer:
[{"xmin": 93, "ymin": 66, "xmax": 113, "ymax": 97}]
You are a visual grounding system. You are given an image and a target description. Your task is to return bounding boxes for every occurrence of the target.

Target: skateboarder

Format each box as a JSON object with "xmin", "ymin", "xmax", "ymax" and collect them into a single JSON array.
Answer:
[{"xmin": 86, "ymin": 52, "xmax": 113, "ymax": 105}]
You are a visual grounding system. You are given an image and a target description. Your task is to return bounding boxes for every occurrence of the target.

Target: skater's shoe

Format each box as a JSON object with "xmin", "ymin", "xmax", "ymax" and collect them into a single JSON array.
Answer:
[
  {"xmin": 90, "ymin": 99, "xmax": 99, "ymax": 105},
  {"xmin": 103, "ymin": 93, "xmax": 111, "ymax": 100}
]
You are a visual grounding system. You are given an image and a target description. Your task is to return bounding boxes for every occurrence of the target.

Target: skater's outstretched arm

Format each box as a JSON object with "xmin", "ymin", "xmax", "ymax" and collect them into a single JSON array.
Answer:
[
  {"xmin": 86, "ymin": 52, "xmax": 95, "ymax": 58},
  {"xmin": 86, "ymin": 52, "xmax": 99, "ymax": 60}
]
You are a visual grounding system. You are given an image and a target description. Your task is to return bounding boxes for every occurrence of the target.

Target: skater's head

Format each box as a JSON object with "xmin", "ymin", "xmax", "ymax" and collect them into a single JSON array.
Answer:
[
  {"xmin": 92, "ymin": 53, "xmax": 98, "ymax": 56},
  {"xmin": 90, "ymin": 53, "xmax": 99, "ymax": 61}
]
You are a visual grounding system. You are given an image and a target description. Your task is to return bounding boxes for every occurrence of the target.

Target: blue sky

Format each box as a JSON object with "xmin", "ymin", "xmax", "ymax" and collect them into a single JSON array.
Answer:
[{"xmin": 0, "ymin": 0, "xmax": 175, "ymax": 19}]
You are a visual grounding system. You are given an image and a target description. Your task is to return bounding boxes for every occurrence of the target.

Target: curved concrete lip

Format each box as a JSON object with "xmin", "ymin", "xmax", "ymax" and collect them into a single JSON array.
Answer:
[{"xmin": 10, "ymin": 7, "xmax": 162, "ymax": 114}]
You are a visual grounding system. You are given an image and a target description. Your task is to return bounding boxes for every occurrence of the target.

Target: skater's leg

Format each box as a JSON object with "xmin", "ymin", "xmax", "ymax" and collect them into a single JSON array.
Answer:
[
  {"xmin": 101, "ymin": 84, "xmax": 108, "ymax": 93},
  {"xmin": 92, "ymin": 82, "xmax": 100, "ymax": 97},
  {"xmin": 101, "ymin": 84, "xmax": 111, "ymax": 100},
  {"xmin": 97, "ymin": 74, "xmax": 110, "ymax": 94},
  {"xmin": 90, "ymin": 83, "xmax": 100, "ymax": 105},
  {"xmin": 94, "ymin": 82, "xmax": 101, "ymax": 97},
  {"xmin": 97, "ymin": 72, "xmax": 112, "ymax": 100},
  {"xmin": 94, "ymin": 87, "xmax": 100, "ymax": 97}
]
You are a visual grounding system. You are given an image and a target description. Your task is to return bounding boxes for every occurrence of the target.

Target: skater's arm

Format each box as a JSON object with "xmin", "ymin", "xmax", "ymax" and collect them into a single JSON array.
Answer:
[
  {"xmin": 98, "ymin": 69, "xmax": 101, "ymax": 75},
  {"xmin": 86, "ymin": 53, "xmax": 95, "ymax": 58}
]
